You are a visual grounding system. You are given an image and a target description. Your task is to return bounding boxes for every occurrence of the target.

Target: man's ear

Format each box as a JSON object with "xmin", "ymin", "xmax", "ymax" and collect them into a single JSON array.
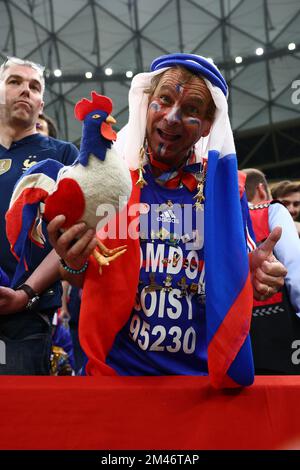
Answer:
[
  {"xmin": 201, "ymin": 120, "xmax": 212, "ymax": 137},
  {"xmin": 257, "ymin": 183, "xmax": 268, "ymax": 200},
  {"xmin": 40, "ymin": 100, "xmax": 44, "ymax": 113}
]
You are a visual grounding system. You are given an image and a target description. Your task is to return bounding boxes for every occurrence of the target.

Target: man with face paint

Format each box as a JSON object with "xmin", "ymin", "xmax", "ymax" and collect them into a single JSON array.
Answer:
[
  {"xmin": 48, "ymin": 54, "xmax": 287, "ymax": 388},
  {"xmin": 145, "ymin": 68, "xmax": 213, "ymax": 167}
]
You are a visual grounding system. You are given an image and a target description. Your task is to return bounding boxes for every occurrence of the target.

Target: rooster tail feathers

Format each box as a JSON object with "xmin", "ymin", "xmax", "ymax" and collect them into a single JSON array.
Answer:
[{"xmin": 5, "ymin": 159, "xmax": 63, "ymax": 286}]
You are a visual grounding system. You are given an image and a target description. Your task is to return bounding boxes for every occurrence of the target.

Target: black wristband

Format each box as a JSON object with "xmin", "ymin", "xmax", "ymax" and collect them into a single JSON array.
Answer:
[
  {"xmin": 15, "ymin": 284, "xmax": 37, "ymax": 299},
  {"xmin": 15, "ymin": 284, "xmax": 40, "ymax": 310}
]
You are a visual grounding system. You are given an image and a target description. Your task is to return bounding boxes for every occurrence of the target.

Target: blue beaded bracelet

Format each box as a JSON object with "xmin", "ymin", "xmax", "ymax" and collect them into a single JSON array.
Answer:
[{"xmin": 60, "ymin": 259, "xmax": 89, "ymax": 274}]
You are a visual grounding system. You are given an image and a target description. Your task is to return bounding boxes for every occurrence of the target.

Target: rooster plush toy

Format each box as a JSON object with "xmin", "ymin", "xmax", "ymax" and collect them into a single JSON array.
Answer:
[{"xmin": 6, "ymin": 92, "xmax": 132, "ymax": 285}]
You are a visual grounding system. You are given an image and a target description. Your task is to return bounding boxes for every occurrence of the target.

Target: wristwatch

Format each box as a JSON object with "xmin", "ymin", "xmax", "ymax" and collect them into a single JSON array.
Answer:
[{"xmin": 15, "ymin": 284, "xmax": 40, "ymax": 311}]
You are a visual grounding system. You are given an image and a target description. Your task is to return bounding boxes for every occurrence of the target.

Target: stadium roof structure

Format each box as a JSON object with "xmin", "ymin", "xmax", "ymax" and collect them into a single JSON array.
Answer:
[{"xmin": 1, "ymin": 0, "xmax": 300, "ymax": 177}]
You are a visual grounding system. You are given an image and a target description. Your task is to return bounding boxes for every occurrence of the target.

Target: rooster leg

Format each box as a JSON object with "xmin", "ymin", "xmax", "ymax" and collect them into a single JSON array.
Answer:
[{"xmin": 93, "ymin": 239, "xmax": 127, "ymax": 274}]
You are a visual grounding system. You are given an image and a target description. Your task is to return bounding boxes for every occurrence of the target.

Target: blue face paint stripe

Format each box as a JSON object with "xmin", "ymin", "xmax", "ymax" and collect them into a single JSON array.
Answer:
[
  {"xmin": 187, "ymin": 118, "xmax": 201, "ymax": 125},
  {"xmin": 149, "ymin": 101, "xmax": 160, "ymax": 112},
  {"xmin": 158, "ymin": 143, "xmax": 164, "ymax": 156}
]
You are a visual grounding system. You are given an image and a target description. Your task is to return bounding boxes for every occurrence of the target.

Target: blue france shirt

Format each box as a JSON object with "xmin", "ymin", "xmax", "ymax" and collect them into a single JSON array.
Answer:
[{"xmin": 107, "ymin": 165, "xmax": 208, "ymax": 375}]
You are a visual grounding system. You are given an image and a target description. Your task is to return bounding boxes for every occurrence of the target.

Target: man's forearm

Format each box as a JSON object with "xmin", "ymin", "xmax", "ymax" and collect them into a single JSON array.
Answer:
[
  {"xmin": 24, "ymin": 249, "xmax": 61, "ymax": 293},
  {"xmin": 0, "ymin": 249, "xmax": 63, "ymax": 314}
]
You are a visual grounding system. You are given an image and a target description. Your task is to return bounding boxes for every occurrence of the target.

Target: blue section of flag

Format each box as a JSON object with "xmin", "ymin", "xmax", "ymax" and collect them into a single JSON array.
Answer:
[
  {"xmin": 12, "ymin": 158, "xmax": 64, "ymax": 188},
  {"xmin": 240, "ymin": 191, "xmax": 256, "ymax": 249},
  {"xmin": 227, "ymin": 335, "xmax": 254, "ymax": 385},
  {"xmin": 204, "ymin": 150, "xmax": 254, "ymax": 386},
  {"xmin": 205, "ymin": 151, "xmax": 249, "ymax": 337}
]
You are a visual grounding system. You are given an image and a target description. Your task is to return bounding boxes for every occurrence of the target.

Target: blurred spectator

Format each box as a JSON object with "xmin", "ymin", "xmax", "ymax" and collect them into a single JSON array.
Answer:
[
  {"xmin": 63, "ymin": 284, "xmax": 86, "ymax": 373},
  {"xmin": 271, "ymin": 180, "xmax": 300, "ymax": 236},
  {"xmin": 244, "ymin": 168, "xmax": 300, "ymax": 374},
  {"xmin": 51, "ymin": 312, "xmax": 75, "ymax": 375},
  {"xmin": 36, "ymin": 112, "xmax": 58, "ymax": 138},
  {"xmin": 0, "ymin": 56, "xmax": 78, "ymax": 375}
]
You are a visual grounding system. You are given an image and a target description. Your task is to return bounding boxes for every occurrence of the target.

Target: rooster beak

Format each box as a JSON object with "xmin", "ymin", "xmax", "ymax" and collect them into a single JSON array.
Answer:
[{"xmin": 106, "ymin": 114, "xmax": 116, "ymax": 124}]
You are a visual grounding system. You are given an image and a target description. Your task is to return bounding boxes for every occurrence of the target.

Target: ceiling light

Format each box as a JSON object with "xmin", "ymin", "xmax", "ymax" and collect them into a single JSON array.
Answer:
[
  {"xmin": 207, "ymin": 57, "xmax": 214, "ymax": 64},
  {"xmin": 235, "ymin": 56, "xmax": 243, "ymax": 64},
  {"xmin": 85, "ymin": 71, "xmax": 93, "ymax": 79},
  {"xmin": 105, "ymin": 67, "xmax": 113, "ymax": 76},
  {"xmin": 255, "ymin": 47, "xmax": 264, "ymax": 56},
  {"xmin": 126, "ymin": 70, "xmax": 133, "ymax": 78},
  {"xmin": 288, "ymin": 42, "xmax": 296, "ymax": 51},
  {"xmin": 53, "ymin": 69, "xmax": 62, "ymax": 77}
]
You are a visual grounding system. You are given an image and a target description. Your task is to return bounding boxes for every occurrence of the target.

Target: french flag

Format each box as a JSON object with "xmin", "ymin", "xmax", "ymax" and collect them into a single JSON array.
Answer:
[
  {"xmin": 149, "ymin": 55, "xmax": 254, "ymax": 387},
  {"xmin": 5, "ymin": 158, "xmax": 63, "ymax": 286},
  {"xmin": 203, "ymin": 80, "xmax": 254, "ymax": 388}
]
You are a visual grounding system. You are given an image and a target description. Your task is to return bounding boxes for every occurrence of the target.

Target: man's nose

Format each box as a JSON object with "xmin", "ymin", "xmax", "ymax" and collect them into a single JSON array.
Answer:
[
  {"xmin": 165, "ymin": 106, "xmax": 181, "ymax": 124},
  {"xmin": 20, "ymin": 83, "xmax": 30, "ymax": 95}
]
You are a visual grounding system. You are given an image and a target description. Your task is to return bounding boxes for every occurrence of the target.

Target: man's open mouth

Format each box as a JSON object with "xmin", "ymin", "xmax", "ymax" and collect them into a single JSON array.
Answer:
[{"xmin": 157, "ymin": 128, "xmax": 180, "ymax": 141}]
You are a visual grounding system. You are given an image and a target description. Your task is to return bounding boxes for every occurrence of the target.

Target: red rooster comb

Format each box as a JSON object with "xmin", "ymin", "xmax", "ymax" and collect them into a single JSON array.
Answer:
[{"xmin": 74, "ymin": 91, "xmax": 113, "ymax": 121}]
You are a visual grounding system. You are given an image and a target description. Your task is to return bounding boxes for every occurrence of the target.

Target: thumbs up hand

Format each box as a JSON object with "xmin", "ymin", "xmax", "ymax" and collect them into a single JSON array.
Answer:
[{"xmin": 249, "ymin": 226, "xmax": 287, "ymax": 300}]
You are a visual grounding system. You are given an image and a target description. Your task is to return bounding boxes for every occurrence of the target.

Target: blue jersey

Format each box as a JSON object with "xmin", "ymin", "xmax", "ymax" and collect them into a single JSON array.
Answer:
[
  {"xmin": 0, "ymin": 133, "xmax": 78, "ymax": 310},
  {"xmin": 107, "ymin": 165, "xmax": 208, "ymax": 375}
]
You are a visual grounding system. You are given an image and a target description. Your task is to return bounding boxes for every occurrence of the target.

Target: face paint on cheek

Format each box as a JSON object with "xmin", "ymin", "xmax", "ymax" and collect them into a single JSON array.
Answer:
[
  {"xmin": 157, "ymin": 143, "xmax": 166, "ymax": 156},
  {"xmin": 176, "ymin": 84, "xmax": 184, "ymax": 94},
  {"xmin": 149, "ymin": 101, "xmax": 161, "ymax": 112},
  {"xmin": 187, "ymin": 117, "xmax": 202, "ymax": 130}
]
